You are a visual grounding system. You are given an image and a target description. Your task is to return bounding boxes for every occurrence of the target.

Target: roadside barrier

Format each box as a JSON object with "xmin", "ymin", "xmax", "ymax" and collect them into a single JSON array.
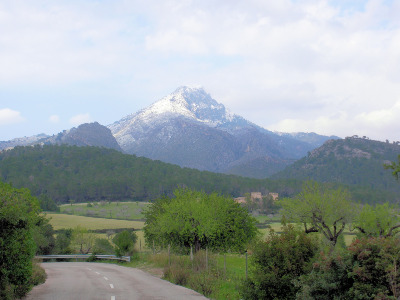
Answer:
[{"xmin": 35, "ymin": 254, "xmax": 130, "ymax": 262}]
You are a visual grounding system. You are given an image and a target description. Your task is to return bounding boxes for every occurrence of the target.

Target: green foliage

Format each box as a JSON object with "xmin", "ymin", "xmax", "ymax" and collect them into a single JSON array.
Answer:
[
  {"xmin": 240, "ymin": 224, "xmax": 319, "ymax": 300},
  {"xmin": 354, "ymin": 203, "xmax": 400, "ymax": 237},
  {"xmin": 385, "ymin": 154, "xmax": 400, "ymax": 180},
  {"xmin": 30, "ymin": 261, "xmax": 47, "ymax": 286},
  {"xmin": 281, "ymin": 181, "xmax": 354, "ymax": 247},
  {"xmin": 32, "ymin": 216, "xmax": 55, "ymax": 255},
  {"xmin": 295, "ymin": 251, "xmax": 353, "ymax": 299},
  {"xmin": 113, "ymin": 230, "xmax": 137, "ymax": 256},
  {"xmin": 0, "ymin": 181, "xmax": 41, "ymax": 299},
  {"xmin": 92, "ymin": 238, "xmax": 114, "ymax": 255},
  {"xmin": 274, "ymin": 138, "xmax": 400, "ymax": 203},
  {"xmin": 346, "ymin": 236, "xmax": 400, "ymax": 299},
  {"xmin": 54, "ymin": 229, "xmax": 73, "ymax": 254},
  {"xmin": 37, "ymin": 194, "xmax": 59, "ymax": 212},
  {"xmin": 144, "ymin": 188, "xmax": 258, "ymax": 253},
  {"xmin": 0, "ymin": 144, "xmax": 301, "ymax": 204},
  {"xmin": 71, "ymin": 226, "xmax": 95, "ymax": 254}
]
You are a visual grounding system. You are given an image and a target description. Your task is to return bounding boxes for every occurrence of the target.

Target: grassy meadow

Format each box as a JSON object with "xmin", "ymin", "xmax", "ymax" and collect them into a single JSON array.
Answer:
[
  {"xmin": 45, "ymin": 213, "xmax": 147, "ymax": 251},
  {"xmin": 59, "ymin": 201, "xmax": 150, "ymax": 220}
]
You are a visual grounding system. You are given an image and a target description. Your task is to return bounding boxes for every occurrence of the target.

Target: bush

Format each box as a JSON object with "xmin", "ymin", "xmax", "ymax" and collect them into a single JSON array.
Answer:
[
  {"xmin": 92, "ymin": 238, "xmax": 114, "ymax": 255},
  {"xmin": 240, "ymin": 224, "xmax": 319, "ymax": 300},
  {"xmin": 0, "ymin": 181, "xmax": 41, "ymax": 299},
  {"xmin": 113, "ymin": 230, "xmax": 137, "ymax": 256},
  {"xmin": 30, "ymin": 261, "xmax": 47, "ymax": 286},
  {"xmin": 346, "ymin": 237, "xmax": 400, "ymax": 299}
]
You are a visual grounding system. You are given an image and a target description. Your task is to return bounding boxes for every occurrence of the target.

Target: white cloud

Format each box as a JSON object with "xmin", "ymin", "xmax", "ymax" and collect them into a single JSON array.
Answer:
[
  {"xmin": 69, "ymin": 113, "xmax": 92, "ymax": 126},
  {"xmin": 268, "ymin": 101, "xmax": 400, "ymax": 142},
  {"xmin": 1, "ymin": 0, "xmax": 400, "ymax": 141},
  {"xmin": 49, "ymin": 115, "xmax": 60, "ymax": 123},
  {"xmin": 0, "ymin": 108, "xmax": 24, "ymax": 125}
]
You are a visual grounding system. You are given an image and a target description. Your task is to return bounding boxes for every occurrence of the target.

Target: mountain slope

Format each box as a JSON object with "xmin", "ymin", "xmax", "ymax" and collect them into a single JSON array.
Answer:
[
  {"xmin": 0, "ymin": 144, "xmax": 302, "ymax": 203},
  {"xmin": 109, "ymin": 86, "xmax": 332, "ymax": 177},
  {"xmin": 0, "ymin": 133, "xmax": 49, "ymax": 151},
  {"xmin": 272, "ymin": 137, "xmax": 400, "ymax": 200},
  {"xmin": 41, "ymin": 122, "xmax": 122, "ymax": 151}
]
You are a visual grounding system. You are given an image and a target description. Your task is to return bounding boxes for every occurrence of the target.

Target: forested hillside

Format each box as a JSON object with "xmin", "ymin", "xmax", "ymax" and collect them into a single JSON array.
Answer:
[
  {"xmin": 273, "ymin": 137, "xmax": 400, "ymax": 203},
  {"xmin": 0, "ymin": 145, "xmax": 301, "ymax": 204}
]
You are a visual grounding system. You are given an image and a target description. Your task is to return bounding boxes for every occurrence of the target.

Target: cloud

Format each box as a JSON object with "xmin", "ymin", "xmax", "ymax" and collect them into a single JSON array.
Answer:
[
  {"xmin": 69, "ymin": 113, "xmax": 92, "ymax": 126},
  {"xmin": 0, "ymin": 108, "xmax": 24, "ymax": 125},
  {"xmin": 268, "ymin": 101, "xmax": 400, "ymax": 142},
  {"xmin": 0, "ymin": 0, "xmax": 400, "ymax": 141},
  {"xmin": 49, "ymin": 115, "xmax": 60, "ymax": 123}
]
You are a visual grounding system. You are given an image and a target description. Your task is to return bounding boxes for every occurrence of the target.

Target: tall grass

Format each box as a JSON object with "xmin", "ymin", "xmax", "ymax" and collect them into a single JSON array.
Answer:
[{"xmin": 140, "ymin": 250, "xmax": 245, "ymax": 299}]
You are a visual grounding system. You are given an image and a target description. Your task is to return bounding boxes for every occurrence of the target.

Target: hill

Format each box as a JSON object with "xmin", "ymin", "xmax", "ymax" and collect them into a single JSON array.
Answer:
[
  {"xmin": 273, "ymin": 137, "xmax": 400, "ymax": 203},
  {"xmin": 0, "ymin": 145, "xmax": 303, "ymax": 204}
]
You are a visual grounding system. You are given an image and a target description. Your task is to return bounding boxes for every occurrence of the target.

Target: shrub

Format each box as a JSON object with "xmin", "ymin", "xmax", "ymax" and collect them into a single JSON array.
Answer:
[
  {"xmin": 113, "ymin": 230, "xmax": 137, "ymax": 256},
  {"xmin": 30, "ymin": 261, "xmax": 47, "ymax": 286},
  {"xmin": 240, "ymin": 224, "xmax": 319, "ymax": 300}
]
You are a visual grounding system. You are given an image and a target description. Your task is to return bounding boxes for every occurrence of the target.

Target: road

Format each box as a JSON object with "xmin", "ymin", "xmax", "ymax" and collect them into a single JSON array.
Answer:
[{"xmin": 25, "ymin": 262, "xmax": 208, "ymax": 300}]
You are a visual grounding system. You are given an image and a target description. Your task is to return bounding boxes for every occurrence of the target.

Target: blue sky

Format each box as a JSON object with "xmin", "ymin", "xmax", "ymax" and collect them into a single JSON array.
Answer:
[{"xmin": 1, "ymin": 0, "xmax": 400, "ymax": 142}]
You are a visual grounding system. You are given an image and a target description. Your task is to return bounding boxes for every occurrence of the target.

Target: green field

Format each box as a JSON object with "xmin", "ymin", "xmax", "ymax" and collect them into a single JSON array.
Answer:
[
  {"xmin": 59, "ymin": 201, "xmax": 150, "ymax": 220},
  {"xmin": 259, "ymin": 222, "xmax": 356, "ymax": 245},
  {"xmin": 46, "ymin": 213, "xmax": 145, "ymax": 230},
  {"xmin": 46, "ymin": 213, "xmax": 148, "ymax": 251}
]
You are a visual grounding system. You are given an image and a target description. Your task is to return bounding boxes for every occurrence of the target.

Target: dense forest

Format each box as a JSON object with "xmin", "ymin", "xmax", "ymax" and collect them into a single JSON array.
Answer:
[
  {"xmin": 0, "ymin": 145, "xmax": 302, "ymax": 205},
  {"xmin": 0, "ymin": 144, "xmax": 397, "ymax": 206},
  {"xmin": 273, "ymin": 137, "xmax": 400, "ymax": 204}
]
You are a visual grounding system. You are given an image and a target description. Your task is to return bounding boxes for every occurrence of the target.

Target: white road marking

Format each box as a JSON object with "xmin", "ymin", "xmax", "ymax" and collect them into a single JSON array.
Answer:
[
  {"xmin": 111, "ymin": 296, "xmax": 115, "ymax": 300},
  {"xmin": 104, "ymin": 276, "xmax": 109, "ymax": 281},
  {"xmin": 110, "ymin": 284, "xmax": 114, "ymax": 289},
  {"xmin": 87, "ymin": 268, "xmax": 92, "ymax": 270},
  {"xmin": 95, "ymin": 272, "xmax": 100, "ymax": 275}
]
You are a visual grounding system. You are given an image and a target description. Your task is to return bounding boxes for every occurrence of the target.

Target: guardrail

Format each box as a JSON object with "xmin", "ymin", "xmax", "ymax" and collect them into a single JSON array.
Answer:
[{"xmin": 35, "ymin": 254, "xmax": 131, "ymax": 262}]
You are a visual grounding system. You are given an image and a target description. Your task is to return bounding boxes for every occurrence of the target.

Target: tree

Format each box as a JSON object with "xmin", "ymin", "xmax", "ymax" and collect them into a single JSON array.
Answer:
[
  {"xmin": 92, "ymin": 238, "xmax": 114, "ymax": 255},
  {"xmin": 384, "ymin": 154, "xmax": 400, "ymax": 180},
  {"xmin": 0, "ymin": 181, "xmax": 41, "ymax": 299},
  {"xmin": 281, "ymin": 181, "xmax": 354, "ymax": 248},
  {"xmin": 71, "ymin": 226, "xmax": 95, "ymax": 254},
  {"xmin": 54, "ymin": 229, "xmax": 73, "ymax": 254},
  {"xmin": 32, "ymin": 216, "xmax": 55, "ymax": 255},
  {"xmin": 353, "ymin": 203, "xmax": 400, "ymax": 238},
  {"xmin": 112, "ymin": 230, "xmax": 137, "ymax": 256},
  {"xmin": 240, "ymin": 224, "xmax": 318, "ymax": 300},
  {"xmin": 144, "ymin": 188, "xmax": 257, "ymax": 253}
]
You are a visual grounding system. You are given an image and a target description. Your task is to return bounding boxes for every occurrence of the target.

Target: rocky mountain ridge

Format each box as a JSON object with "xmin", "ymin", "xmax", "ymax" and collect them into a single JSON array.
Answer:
[
  {"xmin": 108, "ymin": 86, "xmax": 337, "ymax": 177},
  {"xmin": 0, "ymin": 122, "xmax": 121, "ymax": 152}
]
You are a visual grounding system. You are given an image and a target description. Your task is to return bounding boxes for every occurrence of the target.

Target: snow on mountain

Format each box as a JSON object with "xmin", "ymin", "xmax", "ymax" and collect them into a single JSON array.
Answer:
[
  {"xmin": 108, "ymin": 86, "xmax": 255, "ymax": 150},
  {"xmin": 0, "ymin": 133, "xmax": 49, "ymax": 151}
]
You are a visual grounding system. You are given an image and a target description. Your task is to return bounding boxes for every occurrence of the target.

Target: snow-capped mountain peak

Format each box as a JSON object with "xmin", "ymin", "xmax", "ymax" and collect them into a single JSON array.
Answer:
[
  {"xmin": 108, "ymin": 86, "xmax": 268, "ymax": 152},
  {"xmin": 108, "ymin": 86, "xmax": 239, "ymax": 138},
  {"xmin": 139, "ymin": 86, "xmax": 233, "ymax": 126}
]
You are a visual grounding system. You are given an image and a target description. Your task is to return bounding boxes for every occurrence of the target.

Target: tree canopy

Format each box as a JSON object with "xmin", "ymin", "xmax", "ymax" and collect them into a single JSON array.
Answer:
[
  {"xmin": 353, "ymin": 203, "xmax": 400, "ymax": 237},
  {"xmin": 144, "ymin": 188, "xmax": 258, "ymax": 253},
  {"xmin": 385, "ymin": 154, "xmax": 400, "ymax": 180},
  {"xmin": 0, "ymin": 181, "xmax": 41, "ymax": 298},
  {"xmin": 281, "ymin": 181, "xmax": 354, "ymax": 247}
]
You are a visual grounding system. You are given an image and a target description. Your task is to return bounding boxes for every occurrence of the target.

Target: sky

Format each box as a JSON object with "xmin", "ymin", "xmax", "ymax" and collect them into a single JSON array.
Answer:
[{"xmin": 1, "ymin": 0, "xmax": 400, "ymax": 142}]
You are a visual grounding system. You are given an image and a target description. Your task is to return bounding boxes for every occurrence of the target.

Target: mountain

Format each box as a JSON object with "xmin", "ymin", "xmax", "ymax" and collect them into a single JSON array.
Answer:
[
  {"xmin": 272, "ymin": 136, "xmax": 400, "ymax": 202},
  {"xmin": 275, "ymin": 132, "xmax": 341, "ymax": 149},
  {"xmin": 0, "ymin": 133, "xmax": 50, "ymax": 151},
  {"xmin": 0, "ymin": 122, "xmax": 122, "ymax": 152},
  {"xmin": 40, "ymin": 122, "xmax": 122, "ymax": 151},
  {"xmin": 109, "ymin": 86, "xmax": 334, "ymax": 178}
]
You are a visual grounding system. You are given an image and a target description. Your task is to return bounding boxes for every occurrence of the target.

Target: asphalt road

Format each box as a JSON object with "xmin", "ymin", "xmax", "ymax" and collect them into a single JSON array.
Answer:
[{"xmin": 25, "ymin": 262, "xmax": 208, "ymax": 300}]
